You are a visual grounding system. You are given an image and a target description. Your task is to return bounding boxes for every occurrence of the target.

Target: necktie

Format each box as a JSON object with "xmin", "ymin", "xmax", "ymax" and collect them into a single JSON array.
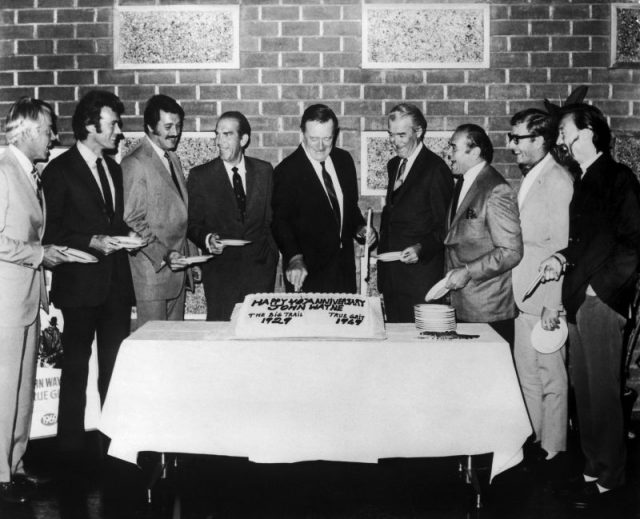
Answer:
[
  {"xmin": 320, "ymin": 161, "xmax": 340, "ymax": 227},
  {"xmin": 232, "ymin": 166, "xmax": 246, "ymax": 221},
  {"xmin": 393, "ymin": 158, "xmax": 408, "ymax": 190},
  {"xmin": 450, "ymin": 175, "xmax": 465, "ymax": 224},
  {"xmin": 164, "ymin": 152, "xmax": 183, "ymax": 200},
  {"xmin": 96, "ymin": 158, "xmax": 114, "ymax": 220},
  {"xmin": 31, "ymin": 166, "xmax": 42, "ymax": 207}
]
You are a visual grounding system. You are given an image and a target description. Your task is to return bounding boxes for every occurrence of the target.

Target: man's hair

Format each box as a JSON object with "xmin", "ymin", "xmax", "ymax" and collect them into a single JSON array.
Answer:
[
  {"xmin": 5, "ymin": 96, "xmax": 55, "ymax": 145},
  {"xmin": 455, "ymin": 123, "xmax": 494, "ymax": 164},
  {"xmin": 218, "ymin": 111, "xmax": 252, "ymax": 145},
  {"xmin": 72, "ymin": 90, "xmax": 124, "ymax": 141},
  {"xmin": 300, "ymin": 104, "xmax": 339, "ymax": 135},
  {"xmin": 388, "ymin": 103, "xmax": 427, "ymax": 139},
  {"xmin": 559, "ymin": 103, "xmax": 611, "ymax": 154},
  {"xmin": 510, "ymin": 108, "xmax": 556, "ymax": 152},
  {"xmin": 143, "ymin": 94, "xmax": 184, "ymax": 135}
]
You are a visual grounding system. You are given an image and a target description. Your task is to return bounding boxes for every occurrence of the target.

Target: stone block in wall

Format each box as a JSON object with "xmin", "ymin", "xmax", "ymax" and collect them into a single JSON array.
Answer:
[
  {"xmin": 362, "ymin": 3, "xmax": 489, "ymax": 69},
  {"xmin": 611, "ymin": 4, "xmax": 640, "ymax": 68},
  {"xmin": 114, "ymin": 5, "xmax": 239, "ymax": 69}
]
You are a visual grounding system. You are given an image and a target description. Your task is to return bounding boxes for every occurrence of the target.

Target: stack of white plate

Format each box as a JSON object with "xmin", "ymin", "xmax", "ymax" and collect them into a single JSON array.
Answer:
[{"xmin": 413, "ymin": 304, "xmax": 456, "ymax": 333}]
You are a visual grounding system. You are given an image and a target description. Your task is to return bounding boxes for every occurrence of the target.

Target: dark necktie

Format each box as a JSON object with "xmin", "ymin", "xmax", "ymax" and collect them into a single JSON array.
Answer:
[
  {"xmin": 232, "ymin": 166, "xmax": 246, "ymax": 220},
  {"xmin": 30, "ymin": 166, "xmax": 42, "ymax": 208},
  {"xmin": 450, "ymin": 175, "xmax": 464, "ymax": 224},
  {"xmin": 320, "ymin": 161, "xmax": 340, "ymax": 227},
  {"xmin": 164, "ymin": 152, "xmax": 183, "ymax": 200},
  {"xmin": 96, "ymin": 158, "xmax": 114, "ymax": 220},
  {"xmin": 393, "ymin": 158, "xmax": 408, "ymax": 190}
]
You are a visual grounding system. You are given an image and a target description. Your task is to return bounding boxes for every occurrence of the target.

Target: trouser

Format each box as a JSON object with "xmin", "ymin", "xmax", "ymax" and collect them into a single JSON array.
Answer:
[{"xmin": 135, "ymin": 287, "xmax": 186, "ymax": 330}]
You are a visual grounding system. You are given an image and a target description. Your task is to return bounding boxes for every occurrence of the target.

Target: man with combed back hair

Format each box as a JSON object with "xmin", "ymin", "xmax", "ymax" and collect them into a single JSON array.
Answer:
[{"xmin": 0, "ymin": 97, "xmax": 70, "ymax": 504}]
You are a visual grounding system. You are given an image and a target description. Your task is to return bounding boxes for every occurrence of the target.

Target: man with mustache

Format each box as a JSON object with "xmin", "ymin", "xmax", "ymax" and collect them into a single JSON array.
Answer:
[
  {"xmin": 539, "ymin": 104, "xmax": 640, "ymax": 509},
  {"xmin": 122, "ymin": 94, "xmax": 195, "ymax": 328},
  {"xmin": 42, "ymin": 90, "xmax": 136, "ymax": 461},
  {"xmin": 508, "ymin": 108, "xmax": 573, "ymax": 475},
  {"xmin": 187, "ymin": 111, "xmax": 278, "ymax": 320}
]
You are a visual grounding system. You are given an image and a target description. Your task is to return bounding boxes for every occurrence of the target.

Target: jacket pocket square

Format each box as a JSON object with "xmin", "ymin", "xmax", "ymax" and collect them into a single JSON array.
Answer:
[{"xmin": 466, "ymin": 208, "xmax": 477, "ymax": 219}]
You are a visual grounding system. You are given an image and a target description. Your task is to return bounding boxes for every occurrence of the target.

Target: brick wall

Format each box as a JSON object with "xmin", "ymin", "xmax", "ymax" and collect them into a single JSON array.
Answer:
[{"xmin": 1, "ymin": 0, "xmax": 639, "ymax": 195}]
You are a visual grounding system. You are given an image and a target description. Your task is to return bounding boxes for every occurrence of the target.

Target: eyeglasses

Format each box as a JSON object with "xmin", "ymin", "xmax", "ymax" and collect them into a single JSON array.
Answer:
[{"xmin": 508, "ymin": 133, "xmax": 537, "ymax": 145}]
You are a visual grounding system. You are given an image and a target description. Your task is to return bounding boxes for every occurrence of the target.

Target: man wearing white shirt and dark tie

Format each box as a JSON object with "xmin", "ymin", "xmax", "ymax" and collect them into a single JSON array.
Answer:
[{"xmin": 187, "ymin": 111, "xmax": 279, "ymax": 320}]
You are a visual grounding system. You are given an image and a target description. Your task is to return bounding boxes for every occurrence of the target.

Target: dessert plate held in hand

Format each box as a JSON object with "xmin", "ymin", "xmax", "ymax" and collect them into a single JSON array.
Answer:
[
  {"xmin": 424, "ymin": 271, "xmax": 453, "ymax": 302},
  {"xmin": 219, "ymin": 239, "xmax": 251, "ymax": 246},
  {"xmin": 183, "ymin": 255, "xmax": 214, "ymax": 265},
  {"xmin": 113, "ymin": 236, "xmax": 146, "ymax": 249},
  {"xmin": 531, "ymin": 318, "xmax": 568, "ymax": 354},
  {"xmin": 375, "ymin": 251, "xmax": 402, "ymax": 262},
  {"xmin": 60, "ymin": 248, "xmax": 98, "ymax": 263}
]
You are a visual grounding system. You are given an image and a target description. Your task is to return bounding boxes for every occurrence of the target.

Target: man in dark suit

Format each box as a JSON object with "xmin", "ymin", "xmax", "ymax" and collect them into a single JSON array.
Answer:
[
  {"xmin": 123, "ymin": 94, "xmax": 195, "ymax": 328},
  {"xmin": 272, "ymin": 104, "xmax": 375, "ymax": 293},
  {"xmin": 42, "ymin": 90, "xmax": 136, "ymax": 455},
  {"xmin": 187, "ymin": 111, "xmax": 278, "ymax": 320},
  {"xmin": 444, "ymin": 124, "xmax": 523, "ymax": 346},
  {"xmin": 540, "ymin": 104, "xmax": 640, "ymax": 508},
  {"xmin": 378, "ymin": 103, "xmax": 453, "ymax": 322}
]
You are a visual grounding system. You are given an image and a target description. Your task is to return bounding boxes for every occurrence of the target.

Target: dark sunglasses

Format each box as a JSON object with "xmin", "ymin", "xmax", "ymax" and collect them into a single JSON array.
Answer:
[{"xmin": 508, "ymin": 133, "xmax": 538, "ymax": 145}]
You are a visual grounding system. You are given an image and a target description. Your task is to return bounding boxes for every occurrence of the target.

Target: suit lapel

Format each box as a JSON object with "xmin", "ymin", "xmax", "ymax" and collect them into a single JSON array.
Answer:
[
  {"xmin": 69, "ymin": 145, "xmax": 111, "ymax": 216},
  {"xmin": 211, "ymin": 158, "xmax": 238, "ymax": 210},
  {"xmin": 6, "ymin": 149, "xmax": 43, "ymax": 218},
  {"xmin": 244, "ymin": 157, "xmax": 257, "ymax": 212},
  {"xmin": 449, "ymin": 165, "xmax": 487, "ymax": 229},
  {"xmin": 519, "ymin": 157, "xmax": 552, "ymax": 211}
]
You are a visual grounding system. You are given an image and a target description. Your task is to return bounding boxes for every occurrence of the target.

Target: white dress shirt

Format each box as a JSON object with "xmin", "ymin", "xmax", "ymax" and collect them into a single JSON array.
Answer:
[
  {"xmin": 396, "ymin": 142, "xmax": 424, "ymax": 186},
  {"xmin": 457, "ymin": 161, "xmax": 486, "ymax": 212},
  {"xmin": 222, "ymin": 155, "xmax": 247, "ymax": 191},
  {"xmin": 77, "ymin": 141, "xmax": 115, "ymax": 211}
]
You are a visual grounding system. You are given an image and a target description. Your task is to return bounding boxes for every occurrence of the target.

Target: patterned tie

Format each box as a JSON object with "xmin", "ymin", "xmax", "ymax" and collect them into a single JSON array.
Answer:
[
  {"xmin": 96, "ymin": 158, "xmax": 114, "ymax": 220},
  {"xmin": 31, "ymin": 166, "xmax": 42, "ymax": 208},
  {"xmin": 450, "ymin": 175, "xmax": 465, "ymax": 225},
  {"xmin": 232, "ymin": 166, "xmax": 246, "ymax": 221},
  {"xmin": 320, "ymin": 161, "xmax": 340, "ymax": 228},
  {"xmin": 164, "ymin": 152, "xmax": 183, "ymax": 200},
  {"xmin": 393, "ymin": 158, "xmax": 408, "ymax": 191}
]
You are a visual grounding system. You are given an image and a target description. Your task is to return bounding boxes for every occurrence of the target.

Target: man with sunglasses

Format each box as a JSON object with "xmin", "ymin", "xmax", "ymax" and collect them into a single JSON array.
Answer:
[
  {"xmin": 539, "ymin": 104, "xmax": 640, "ymax": 509},
  {"xmin": 508, "ymin": 109, "xmax": 573, "ymax": 477}
]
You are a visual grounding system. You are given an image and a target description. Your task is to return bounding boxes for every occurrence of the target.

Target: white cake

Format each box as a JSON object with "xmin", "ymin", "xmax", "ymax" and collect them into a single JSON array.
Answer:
[{"xmin": 234, "ymin": 293, "xmax": 386, "ymax": 339}]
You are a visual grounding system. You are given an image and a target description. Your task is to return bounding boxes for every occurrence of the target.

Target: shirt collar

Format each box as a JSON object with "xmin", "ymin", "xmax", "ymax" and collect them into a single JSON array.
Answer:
[
  {"xmin": 8, "ymin": 144, "xmax": 34, "ymax": 176},
  {"xmin": 146, "ymin": 135, "xmax": 169, "ymax": 161},
  {"xmin": 301, "ymin": 143, "xmax": 334, "ymax": 170},
  {"xmin": 523, "ymin": 152, "xmax": 552, "ymax": 179},
  {"xmin": 77, "ymin": 140, "xmax": 101, "ymax": 168},
  {"xmin": 223, "ymin": 155, "xmax": 246, "ymax": 176},
  {"xmin": 403, "ymin": 141, "xmax": 423, "ymax": 167},
  {"xmin": 462, "ymin": 160, "xmax": 486, "ymax": 182}
]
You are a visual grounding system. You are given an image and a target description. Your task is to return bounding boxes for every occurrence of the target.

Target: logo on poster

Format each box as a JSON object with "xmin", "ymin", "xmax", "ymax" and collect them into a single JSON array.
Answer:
[{"xmin": 41, "ymin": 413, "xmax": 57, "ymax": 426}]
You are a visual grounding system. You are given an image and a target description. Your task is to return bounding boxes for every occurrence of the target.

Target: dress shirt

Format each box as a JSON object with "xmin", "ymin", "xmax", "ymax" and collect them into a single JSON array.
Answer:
[
  {"xmin": 301, "ymin": 145, "xmax": 344, "ymax": 235},
  {"xmin": 222, "ymin": 155, "xmax": 247, "ymax": 191},
  {"xmin": 517, "ymin": 153, "xmax": 553, "ymax": 208},
  {"xmin": 396, "ymin": 142, "xmax": 424, "ymax": 186},
  {"xmin": 146, "ymin": 136, "xmax": 175, "ymax": 177},
  {"xmin": 76, "ymin": 141, "xmax": 115, "ymax": 211},
  {"xmin": 457, "ymin": 161, "xmax": 486, "ymax": 212}
]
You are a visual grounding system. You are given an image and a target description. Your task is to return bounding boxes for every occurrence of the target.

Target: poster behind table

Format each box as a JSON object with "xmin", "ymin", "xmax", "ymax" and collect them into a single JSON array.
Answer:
[{"xmin": 29, "ymin": 304, "xmax": 101, "ymax": 440}]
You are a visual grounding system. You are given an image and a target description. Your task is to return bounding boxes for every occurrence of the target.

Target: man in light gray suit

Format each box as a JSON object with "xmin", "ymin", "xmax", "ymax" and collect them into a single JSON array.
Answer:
[
  {"xmin": 0, "ymin": 98, "xmax": 69, "ymax": 504},
  {"xmin": 509, "ymin": 109, "xmax": 573, "ymax": 470},
  {"xmin": 444, "ymin": 124, "xmax": 523, "ymax": 346},
  {"xmin": 123, "ymin": 95, "xmax": 195, "ymax": 328}
]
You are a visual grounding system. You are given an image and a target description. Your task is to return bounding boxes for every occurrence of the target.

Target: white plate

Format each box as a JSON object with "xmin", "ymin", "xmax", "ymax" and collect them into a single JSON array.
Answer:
[
  {"xmin": 61, "ymin": 248, "xmax": 98, "ymax": 263},
  {"xmin": 219, "ymin": 239, "xmax": 251, "ymax": 246},
  {"xmin": 531, "ymin": 318, "xmax": 568, "ymax": 354},
  {"xmin": 376, "ymin": 251, "xmax": 402, "ymax": 262},
  {"xmin": 424, "ymin": 272, "xmax": 452, "ymax": 302},
  {"xmin": 113, "ymin": 236, "xmax": 145, "ymax": 248},
  {"xmin": 183, "ymin": 255, "xmax": 214, "ymax": 265}
]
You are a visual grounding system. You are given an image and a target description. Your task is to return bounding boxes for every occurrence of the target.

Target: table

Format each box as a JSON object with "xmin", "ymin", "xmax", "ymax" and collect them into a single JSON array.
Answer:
[{"xmin": 100, "ymin": 322, "xmax": 531, "ymax": 483}]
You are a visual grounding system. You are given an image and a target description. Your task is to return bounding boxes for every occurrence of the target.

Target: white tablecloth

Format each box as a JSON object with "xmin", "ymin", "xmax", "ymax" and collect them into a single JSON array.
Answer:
[{"xmin": 100, "ymin": 322, "xmax": 531, "ymax": 481}]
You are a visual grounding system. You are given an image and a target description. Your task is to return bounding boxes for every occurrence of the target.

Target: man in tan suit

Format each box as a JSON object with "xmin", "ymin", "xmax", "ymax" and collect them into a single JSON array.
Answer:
[
  {"xmin": 444, "ymin": 124, "xmax": 523, "ymax": 345},
  {"xmin": 509, "ymin": 109, "xmax": 573, "ymax": 470},
  {"xmin": 123, "ymin": 94, "xmax": 194, "ymax": 328},
  {"xmin": 0, "ymin": 98, "xmax": 69, "ymax": 503}
]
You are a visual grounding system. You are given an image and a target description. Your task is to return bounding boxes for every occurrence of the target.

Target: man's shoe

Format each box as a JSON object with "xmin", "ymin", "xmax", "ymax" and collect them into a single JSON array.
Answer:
[
  {"xmin": 0, "ymin": 482, "xmax": 28, "ymax": 504},
  {"xmin": 569, "ymin": 481, "xmax": 619, "ymax": 510},
  {"xmin": 13, "ymin": 471, "xmax": 52, "ymax": 488}
]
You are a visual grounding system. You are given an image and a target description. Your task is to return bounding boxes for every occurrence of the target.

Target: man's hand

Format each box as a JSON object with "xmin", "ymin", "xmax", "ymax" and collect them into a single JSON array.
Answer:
[
  {"xmin": 356, "ymin": 226, "xmax": 378, "ymax": 249},
  {"xmin": 541, "ymin": 306, "xmax": 561, "ymax": 331},
  {"xmin": 539, "ymin": 254, "xmax": 565, "ymax": 282},
  {"xmin": 399, "ymin": 244, "xmax": 421, "ymax": 264},
  {"xmin": 42, "ymin": 245, "xmax": 70, "ymax": 268},
  {"xmin": 89, "ymin": 235, "xmax": 120, "ymax": 255},
  {"xmin": 445, "ymin": 267, "xmax": 472, "ymax": 290},
  {"xmin": 125, "ymin": 230, "xmax": 148, "ymax": 252},
  {"xmin": 166, "ymin": 250, "xmax": 189, "ymax": 271},
  {"xmin": 286, "ymin": 254, "xmax": 308, "ymax": 292},
  {"xmin": 206, "ymin": 234, "xmax": 225, "ymax": 255}
]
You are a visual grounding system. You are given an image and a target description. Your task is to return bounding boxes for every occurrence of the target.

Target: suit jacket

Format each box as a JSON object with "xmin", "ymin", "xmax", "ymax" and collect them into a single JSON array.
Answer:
[
  {"xmin": 0, "ymin": 148, "xmax": 47, "ymax": 325},
  {"xmin": 272, "ymin": 145, "xmax": 365, "ymax": 291},
  {"xmin": 41, "ymin": 145, "xmax": 134, "ymax": 308},
  {"xmin": 444, "ymin": 164, "xmax": 523, "ymax": 322},
  {"xmin": 187, "ymin": 155, "xmax": 278, "ymax": 311},
  {"xmin": 512, "ymin": 156, "xmax": 573, "ymax": 316},
  {"xmin": 559, "ymin": 154, "xmax": 640, "ymax": 321},
  {"xmin": 122, "ymin": 138, "xmax": 194, "ymax": 301},
  {"xmin": 378, "ymin": 145, "xmax": 453, "ymax": 301}
]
